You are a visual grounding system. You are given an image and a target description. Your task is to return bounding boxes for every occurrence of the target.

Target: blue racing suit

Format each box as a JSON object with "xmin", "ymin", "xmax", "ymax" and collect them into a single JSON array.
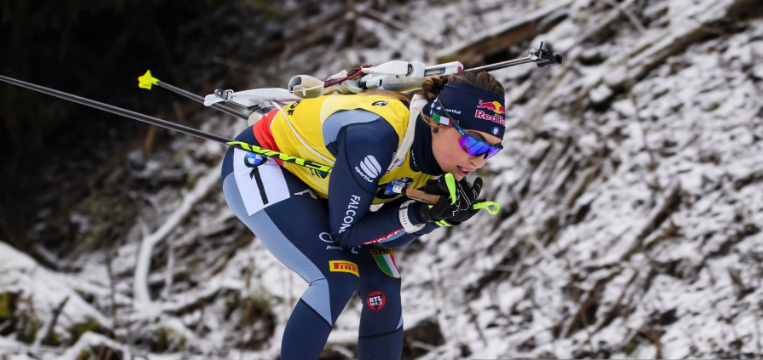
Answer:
[{"xmin": 220, "ymin": 106, "xmax": 442, "ymax": 359}]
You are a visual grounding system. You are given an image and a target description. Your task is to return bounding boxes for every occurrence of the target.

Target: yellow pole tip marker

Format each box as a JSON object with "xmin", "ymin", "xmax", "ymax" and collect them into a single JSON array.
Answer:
[{"xmin": 138, "ymin": 70, "xmax": 159, "ymax": 90}]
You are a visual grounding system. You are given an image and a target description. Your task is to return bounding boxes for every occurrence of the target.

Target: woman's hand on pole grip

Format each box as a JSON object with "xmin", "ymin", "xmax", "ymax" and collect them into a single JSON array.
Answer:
[
  {"xmin": 432, "ymin": 177, "xmax": 484, "ymax": 226},
  {"xmin": 412, "ymin": 174, "xmax": 483, "ymax": 225}
]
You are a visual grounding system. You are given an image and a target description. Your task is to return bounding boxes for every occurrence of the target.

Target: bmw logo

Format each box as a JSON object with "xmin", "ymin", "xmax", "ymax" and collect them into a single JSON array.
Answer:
[{"xmin": 244, "ymin": 153, "xmax": 266, "ymax": 168}]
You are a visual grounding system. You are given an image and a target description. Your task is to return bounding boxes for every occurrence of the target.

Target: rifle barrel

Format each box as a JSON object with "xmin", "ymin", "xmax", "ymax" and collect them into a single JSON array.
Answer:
[{"xmin": 465, "ymin": 56, "xmax": 535, "ymax": 73}]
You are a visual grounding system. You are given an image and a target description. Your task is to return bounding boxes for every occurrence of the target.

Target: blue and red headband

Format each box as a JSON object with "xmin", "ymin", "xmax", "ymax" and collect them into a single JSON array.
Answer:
[{"xmin": 429, "ymin": 81, "xmax": 506, "ymax": 139}]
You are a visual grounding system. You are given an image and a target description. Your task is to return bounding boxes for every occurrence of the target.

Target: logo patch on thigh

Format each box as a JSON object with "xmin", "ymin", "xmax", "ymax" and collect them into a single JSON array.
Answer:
[
  {"xmin": 370, "ymin": 249, "xmax": 400, "ymax": 279},
  {"xmin": 366, "ymin": 291, "xmax": 386, "ymax": 310},
  {"xmin": 233, "ymin": 148, "xmax": 290, "ymax": 215},
  {"xmin": 329, "ymin": 260, "xmax": 359, "ymax": 277}
]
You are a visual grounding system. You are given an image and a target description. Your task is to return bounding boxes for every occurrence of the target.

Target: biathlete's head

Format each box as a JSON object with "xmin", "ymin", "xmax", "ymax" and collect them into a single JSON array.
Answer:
[{"xmin": 417, "ymin": 71, "xmax": 506, "ymax": 180}]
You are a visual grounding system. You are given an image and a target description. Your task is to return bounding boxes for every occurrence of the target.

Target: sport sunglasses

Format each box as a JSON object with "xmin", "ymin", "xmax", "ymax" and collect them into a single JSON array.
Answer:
[{"xmin": 433, "ymin": 98, "xmax": 503, "ymax": 160}]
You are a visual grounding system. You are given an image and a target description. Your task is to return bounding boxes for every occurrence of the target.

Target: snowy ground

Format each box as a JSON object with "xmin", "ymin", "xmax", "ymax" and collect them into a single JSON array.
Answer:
[{"xmin": 2, "ymin": 0, "xmax": 762, "ymax": 359}]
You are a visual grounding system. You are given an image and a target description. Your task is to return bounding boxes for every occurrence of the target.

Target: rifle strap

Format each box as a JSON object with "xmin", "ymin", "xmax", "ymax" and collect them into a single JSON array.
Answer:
[{"xmin": 386, "ymin": 94, "xmax": 427, "ymax": 173}]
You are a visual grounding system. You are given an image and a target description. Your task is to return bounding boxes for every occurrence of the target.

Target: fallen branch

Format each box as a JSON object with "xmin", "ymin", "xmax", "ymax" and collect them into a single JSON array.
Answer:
[
  {"xmin": 59, "ymin": 332, "xmax": 139, "ymax": 360},
  {"xmin": 564, "ymin": 162, "xmax": 601, "ymax": 209},
  {"xmin": 34, "ymin": 296, "xmax": 69, "ymax": 347},
  {"xmin": 620, "ymin": 0, "xmax": 752, "ymax": 84},
  {"xmin": 133, "ymin": 162, "xmax": 222, "ymax": 306},
  {"xmin": 0, "ymin": 343, "xmax": 65, "ymax": 356},
  {"xmin": 162, "ymin": 237, "xmax": 175, "ymax": 302},
  {"xmin": 561, "ymin": 269, "xmax": 621, "ymax": 338},
  {"xmin": 161, "ymin": 287, "xmax": 222, "ymax": 316},
  {"xmin": 0, "ymin": 320, "xmax": 10, "ymax": 333},
  {"xmin": 566, "ymin": 0, "xmax": 638, "ymax": 50},
  {"xmin": 629, "ymin": 181, "xmax": 682, "ymax": 254},
  {"xmin": 436, "ymin": 0, "xmax": 573, "ymax": 65},
  {"xmin": 602, "ymin": 0, "xmax": 648, "ymax": 36},
  {"xmin": 350, "ymin": 2, "xmax": 435, "ymax": 47},
  {"xmin": 593, "ymin": 270, "xmax": 639, "ymax": 334}
]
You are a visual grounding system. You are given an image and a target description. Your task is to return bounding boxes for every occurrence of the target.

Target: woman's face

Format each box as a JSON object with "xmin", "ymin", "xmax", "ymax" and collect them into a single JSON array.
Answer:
[{"xmin": 431, "ymin": 125, "xmax": 502, "ymax": 181}]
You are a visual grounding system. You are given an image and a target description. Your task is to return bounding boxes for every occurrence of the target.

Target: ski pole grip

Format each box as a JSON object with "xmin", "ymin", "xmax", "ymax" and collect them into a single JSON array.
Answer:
[
  {"xmin": 403, "ymin": 173, "xmax": 456, "ymax": 205},
  {"xmin": 472, "ymin": 201, "xmax": 499, "ymax": 214},
  {"xmin": 404, "ymin": 188, "xmax": 440, "ymax": 205}
]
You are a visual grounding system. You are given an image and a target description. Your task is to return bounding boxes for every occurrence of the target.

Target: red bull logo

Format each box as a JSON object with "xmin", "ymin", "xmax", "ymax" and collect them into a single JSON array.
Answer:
[
  {"xmin": 477, "ymin": 99, "xmax": 505, "ymax": 114},
  {"xmin": 475, "ymin": 110, "xmax": 506, "ymax": 125},
  {"xmin": 476, "ymin": 99, "xmax": 506, "ymax": 125}
]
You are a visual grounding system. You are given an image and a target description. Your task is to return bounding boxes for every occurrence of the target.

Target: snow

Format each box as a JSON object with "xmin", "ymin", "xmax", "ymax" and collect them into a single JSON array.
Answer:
[
  {"xmin": 134, "ymin": 161, "xmax": 223, "ymax": 306},
  {"xmin": 2, "ymin": 0, "xmax": 763, "ymax": 358}
]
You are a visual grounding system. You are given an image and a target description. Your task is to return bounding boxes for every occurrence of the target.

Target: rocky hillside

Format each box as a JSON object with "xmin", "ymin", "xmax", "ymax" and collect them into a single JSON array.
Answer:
[{"xmin": 1, "ymin": 0, "xmax": 762, "ymax": 359}]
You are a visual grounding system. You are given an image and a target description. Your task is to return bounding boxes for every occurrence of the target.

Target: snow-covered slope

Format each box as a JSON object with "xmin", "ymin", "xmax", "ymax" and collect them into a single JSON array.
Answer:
[{"xmin": 1, "ymin": 0, "xmax": 762, "ymax": 359}]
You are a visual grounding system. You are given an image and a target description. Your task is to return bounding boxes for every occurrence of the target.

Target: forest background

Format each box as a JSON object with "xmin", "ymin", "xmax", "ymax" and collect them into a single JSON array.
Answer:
[{"xmin": 1, "ymin": 0, "xmax": 763, "ymax": 359}]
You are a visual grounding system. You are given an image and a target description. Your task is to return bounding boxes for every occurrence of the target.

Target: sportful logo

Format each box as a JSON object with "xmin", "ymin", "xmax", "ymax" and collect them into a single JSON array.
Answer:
[
  {"xmin": 329, "ymin": 260, "xmax": 359, "ymax": 277},
  {"xmin": 372, "ymin": 100, "xmax": 388, "ymax": 106},
  {"xmin": 355, "ymin": 155, "xmax": 382, "ymax": 182}
]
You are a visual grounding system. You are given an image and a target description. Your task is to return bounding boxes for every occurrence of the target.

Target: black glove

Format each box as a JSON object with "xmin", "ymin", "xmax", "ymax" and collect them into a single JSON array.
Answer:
[
  {"xmin": 412, "ymin": 174, "xmax": 461, "ymax": 222},
  {"xmin": 412, "ymin": 175, "xmax": 483, "ymax": 225},
  {"xmin": 437, "ymin": 178, "xmax": 483, "ymax": 226},
  {"xmin": 443, "ymin": 197, "xmax": 484, "ymax": 225}
]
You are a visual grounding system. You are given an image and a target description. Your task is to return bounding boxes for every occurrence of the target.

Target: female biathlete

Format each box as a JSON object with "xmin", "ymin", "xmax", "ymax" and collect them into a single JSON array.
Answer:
[{"xmin": 220, "ymin": 70, "xmax": 505, "ymax": 359}]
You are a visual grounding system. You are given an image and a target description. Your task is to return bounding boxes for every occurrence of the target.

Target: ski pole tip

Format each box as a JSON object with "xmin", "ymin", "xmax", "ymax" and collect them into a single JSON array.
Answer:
[{"xmin": 138, "ymin": 70, "xmax": 159, "ymax": 90}]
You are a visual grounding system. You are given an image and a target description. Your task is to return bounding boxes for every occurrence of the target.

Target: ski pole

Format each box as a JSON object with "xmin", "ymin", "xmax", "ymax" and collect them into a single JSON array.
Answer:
[
  {"xmin": 0, "ymin": 74, "xmax": 233, "ymax": 143},
  {"xmin": 137, "ymin": 70, "xmax": 250, "ymax": 120},
  {"xmin": 0, "ymin": 74, "xmax": 445, "ymax": 205}
]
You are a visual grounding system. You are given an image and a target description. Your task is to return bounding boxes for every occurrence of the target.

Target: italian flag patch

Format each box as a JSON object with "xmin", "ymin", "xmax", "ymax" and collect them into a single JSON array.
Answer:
[{"xmin": 370, "ymin": 249, "xmax": 400, "ymax": 279}]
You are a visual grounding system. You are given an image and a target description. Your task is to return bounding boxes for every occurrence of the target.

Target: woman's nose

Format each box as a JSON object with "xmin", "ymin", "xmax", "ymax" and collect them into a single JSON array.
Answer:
[{"xmin": 469, "ymin": 155, "xmax": 487, "ymax": 169}]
